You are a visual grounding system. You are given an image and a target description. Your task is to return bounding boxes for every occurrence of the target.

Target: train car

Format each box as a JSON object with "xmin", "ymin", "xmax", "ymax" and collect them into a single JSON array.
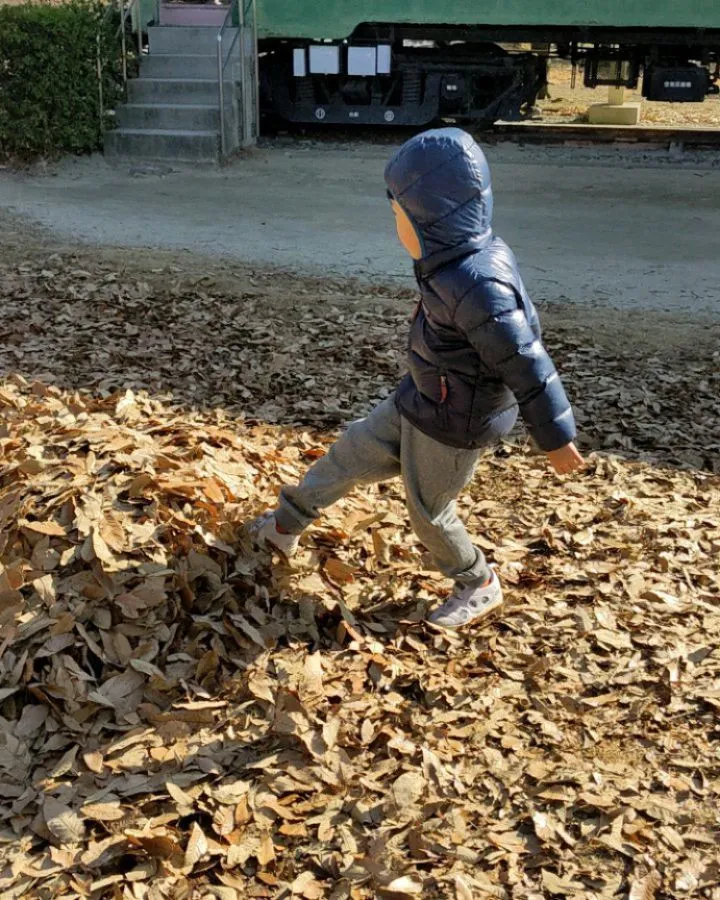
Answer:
[{"xmin": 258, "ymin": 0, "xmax": 720, "ymax": 126}]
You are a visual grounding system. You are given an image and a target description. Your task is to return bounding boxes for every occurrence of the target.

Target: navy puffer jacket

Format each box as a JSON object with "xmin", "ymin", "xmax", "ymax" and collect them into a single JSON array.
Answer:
[{"xmin": 385, "ymin": 128, "xmax": 576, "ymax": 453}]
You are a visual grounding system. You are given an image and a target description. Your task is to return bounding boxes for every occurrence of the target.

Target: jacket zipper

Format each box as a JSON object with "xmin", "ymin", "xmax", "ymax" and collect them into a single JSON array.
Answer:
[
  {"xmin": 440, "ymin": 372, "xmax": 448, "ymax": 404},
  {"xmin": 466, "ymin": 366, "xmax": 479, "ymax": 431}
]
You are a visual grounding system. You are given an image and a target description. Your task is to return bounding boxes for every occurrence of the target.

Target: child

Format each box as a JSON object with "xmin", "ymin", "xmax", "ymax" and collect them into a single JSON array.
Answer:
[{"xmin": 250, "ymin": 128, "xmax": 584, "ymax": 628}]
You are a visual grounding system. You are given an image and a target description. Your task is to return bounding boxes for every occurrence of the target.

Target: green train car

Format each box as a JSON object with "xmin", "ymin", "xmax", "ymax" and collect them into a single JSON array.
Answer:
[{"xmin": 258, "ymin": 0, "xmax": 720, "ymax": 125}]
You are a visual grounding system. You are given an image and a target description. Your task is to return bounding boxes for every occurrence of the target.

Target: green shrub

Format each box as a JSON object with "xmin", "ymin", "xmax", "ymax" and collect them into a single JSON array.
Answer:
[{"xmin": 0, "ymin": 1, "xmax": 123, "ymax": 158}]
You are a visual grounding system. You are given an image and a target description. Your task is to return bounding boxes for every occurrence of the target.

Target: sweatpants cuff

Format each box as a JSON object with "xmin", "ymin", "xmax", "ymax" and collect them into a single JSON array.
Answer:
[
  {"xmin": 274, "ymin": 504, "xmax": 309, "ymax": 536},
  {"xmin": 451, "ymin": 550, "xmax": 491, "ymax": 587}
]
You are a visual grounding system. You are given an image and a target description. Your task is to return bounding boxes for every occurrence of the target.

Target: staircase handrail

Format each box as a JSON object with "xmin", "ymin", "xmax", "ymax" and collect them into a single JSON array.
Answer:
[
  {"xmin": 216, "ymin": 0, "xmax": 241, "ymax": 157},
  {"xmin": 97, "ymin": 0, "xmax": 143, "ymax": 131}
]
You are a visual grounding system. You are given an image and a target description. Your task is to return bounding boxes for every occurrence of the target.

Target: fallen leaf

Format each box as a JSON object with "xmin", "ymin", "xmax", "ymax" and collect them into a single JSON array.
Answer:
[
  {"xmin": 324, "ymin": 557, "xmax": 356, "ymax": 585},
  {"xmin": 257, "ymin": 831, "xmax": 275, "ymax": 866},
  {"xmin": 44, "ymin": 797, "xmax": 86, "ymax": 845},
  {"xmin": 391, "ymin": 771, "xmax": 425, "ymax": 810},
  {"xmin": 378, "ymin": 876, "xmax": 424, "ymax": 898},
  {"xmin": 20, "ymin": 519, "xmax": 67, "ymax": 536},
  {"xmin": 184, "ymin": 822, "xmax": 208, "ymax": 869},
  {"xmin": 629, "ymin": 871, "xmax": 662, "ymax": 900},
  {"xmin": 81, "ymin": 802, "xmax": 125, "ymax": 822}
]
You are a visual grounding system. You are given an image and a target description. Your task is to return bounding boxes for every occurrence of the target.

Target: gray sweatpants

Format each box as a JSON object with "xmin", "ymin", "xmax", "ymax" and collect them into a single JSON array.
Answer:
[{"xmin": 276, "ymin": 394, "xmax": 491, "ymax": 587}]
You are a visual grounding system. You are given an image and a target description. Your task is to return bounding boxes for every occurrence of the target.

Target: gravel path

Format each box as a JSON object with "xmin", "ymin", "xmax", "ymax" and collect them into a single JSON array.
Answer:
[{"xmin": 1, "ymin": 141, "xmax": 718, "ymax": 316}]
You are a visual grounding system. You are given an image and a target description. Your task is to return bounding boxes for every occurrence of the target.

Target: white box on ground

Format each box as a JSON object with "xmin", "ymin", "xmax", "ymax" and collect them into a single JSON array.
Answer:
[
  {"xmin": 293, "ymin": 48, "xmax": 307, "ymax": 77},
  {"xmin": 377, "ymin": 45, "xmax": 392, "ymax": 74},
  {"xmin": 348, "ymin": 46, "xmax": 377, "ymax": 76},
  {"xmin": 309, "ymin": 45, "xmax": 340, "ymax": 75}
]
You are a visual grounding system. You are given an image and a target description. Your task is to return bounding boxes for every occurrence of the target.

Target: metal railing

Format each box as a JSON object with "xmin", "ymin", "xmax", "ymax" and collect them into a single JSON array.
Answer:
[
  {"xmin": 119, "ymin": 0, "xmax": 143, "ymax": 85},
  {"xmin": 216, "ymin": 0, "xmax": 240, "ymax": 158},
  {"xmin": 97, "ymin": 0, "xmax": 143, "ymax": 128},
  {"xmin": 217, "ymin": 0, "xmax": 258, "ymax": 158}
]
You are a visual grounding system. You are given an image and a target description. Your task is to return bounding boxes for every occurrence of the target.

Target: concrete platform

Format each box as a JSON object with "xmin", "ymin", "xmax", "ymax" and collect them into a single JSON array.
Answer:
[
  {"xmin": 587, "ymin": 86, "xmax": 641, "ymax": 126},
  {"xmin": 588, "ymin": 101, "xmax": 641, "ymax": 126}
]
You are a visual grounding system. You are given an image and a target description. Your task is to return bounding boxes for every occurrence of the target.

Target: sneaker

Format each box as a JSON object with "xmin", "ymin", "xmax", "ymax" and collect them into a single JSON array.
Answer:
[
  {"xmin": 247, "ymin": 511, "xmax": 300, "ymax": 559},
  {"xmin": 426, "ymin": 570, "xmax": 504, "ymax": 629}
]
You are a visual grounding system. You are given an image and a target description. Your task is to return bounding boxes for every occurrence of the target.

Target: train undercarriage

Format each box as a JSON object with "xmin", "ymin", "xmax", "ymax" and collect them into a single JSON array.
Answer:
[{"xmin": 260, "ymin": 24, "xmax": 720, "ymax": 128}]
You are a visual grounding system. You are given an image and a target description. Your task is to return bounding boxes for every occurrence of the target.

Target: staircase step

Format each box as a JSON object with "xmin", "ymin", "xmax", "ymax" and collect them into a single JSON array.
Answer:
[
  {"xmin": 160, "ymin": 4, "xmax": 229, "ymax": 28},
  {"xmin": 115, "ymin": 102, "xmax": 220, "ymax": 131},
  {"xmin": 127, "ymin": 77, "xmax": 218, "ymax": 105},
  {"xmin": 105, "ymin": 128, "xmax": 220, "ymax": 162},
  {"xmin": 148, "ymin": 25, "xmax": 236, "ymax": 55},
  {"xmin": 141, "ymin": 53, "xmax": 218, "ymax": 78}
]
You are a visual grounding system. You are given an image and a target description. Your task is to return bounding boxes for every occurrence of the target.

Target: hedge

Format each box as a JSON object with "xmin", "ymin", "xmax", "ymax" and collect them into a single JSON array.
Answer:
[{"xmin": 0, "ymin": 1, "xmax": 123, "ymax": 158}]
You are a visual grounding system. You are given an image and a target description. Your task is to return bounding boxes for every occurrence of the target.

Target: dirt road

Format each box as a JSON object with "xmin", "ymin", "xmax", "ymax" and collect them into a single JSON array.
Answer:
[{"xmin": 1, "ymin": 141, "xmax": 719, "ymax": 317}]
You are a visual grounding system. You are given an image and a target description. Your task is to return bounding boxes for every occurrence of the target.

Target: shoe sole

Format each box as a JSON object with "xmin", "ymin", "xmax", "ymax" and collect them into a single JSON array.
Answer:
[{"xmin": 426, "ymin": 596, "xmax": 504, "ymax": 630}]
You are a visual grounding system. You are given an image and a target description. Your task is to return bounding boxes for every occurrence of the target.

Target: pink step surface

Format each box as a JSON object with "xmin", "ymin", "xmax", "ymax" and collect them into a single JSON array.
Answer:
[{"xmin": 160, "ymin": 3, "xmax": 230, "ymax": 26}]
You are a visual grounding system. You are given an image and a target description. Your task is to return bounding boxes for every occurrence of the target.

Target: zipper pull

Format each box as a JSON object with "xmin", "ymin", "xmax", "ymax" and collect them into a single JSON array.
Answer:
[{"xmin": 440, "ymin": 374, "xmax": 448, "ymax": 403}]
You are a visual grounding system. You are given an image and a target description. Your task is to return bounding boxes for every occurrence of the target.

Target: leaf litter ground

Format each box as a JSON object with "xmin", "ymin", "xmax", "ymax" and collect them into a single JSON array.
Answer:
[{"xmin": 0, "ymin": 247, "xmax": 718, "ymax": 900}]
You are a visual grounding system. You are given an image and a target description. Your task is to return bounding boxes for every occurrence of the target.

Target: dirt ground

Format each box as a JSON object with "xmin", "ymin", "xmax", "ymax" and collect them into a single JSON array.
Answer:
[{"xmin": 1, "ymin": 142, "xmax": 719, "ymax": 320}]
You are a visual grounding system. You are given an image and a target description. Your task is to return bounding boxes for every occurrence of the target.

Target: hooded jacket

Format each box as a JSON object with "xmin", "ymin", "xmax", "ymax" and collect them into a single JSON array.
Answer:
[{"xmin": 384, "ymin": 127, "xmax": 576, "ymax": 453}]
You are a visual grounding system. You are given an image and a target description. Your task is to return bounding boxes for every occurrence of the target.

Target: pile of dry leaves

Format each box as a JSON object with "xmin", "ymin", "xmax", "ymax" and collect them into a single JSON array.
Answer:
[
  {"xmin": 1, "ymin": 252, "xmax": 718, "ymax": 471},
  {"xmin": 0, "ymin": 253, "xmax": 718, "ymax": 899}
]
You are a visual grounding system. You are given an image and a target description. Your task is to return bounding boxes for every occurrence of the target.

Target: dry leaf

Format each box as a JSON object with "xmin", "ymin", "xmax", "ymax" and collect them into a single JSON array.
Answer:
[
  {"xmin": 292, "ymin": 871, "xmax": 325, "ymax": 898},
  {"xmin": 378, "ymin": 877, "xmax": 424, "ymax": 898},
  {"xmin": 391, "ymin": 772, "xmax": 425, "ymax": 810},
  {"xmin": 257, "ymin": 831, "xmax": 275, "ymax": 867},
  {"xmin": 83, "ymin": 751, "xmax": 105, "ymax": 774},
  {"xmin": 184, "ymin": 822, "xmax": 208, "ymax": 869},
  {"xmin": 0, "ymin": 251, "xmax": 717, "ymax": 900},
  {"xmin": 541, "ymin": 869, "xmax": 584, "ymax": 895},
  {"xmin": 88, "ymin": 669, "xmax": 145, "ymax": 708},
  {"xmin": 50, "ymin": 744, "xmax": 79, "ymax": 777},
  {"xmin": 81, "ymin": 802, "xmax": 125, "ymax": 822},
  {"xmin": 20, "ymin": 519, "xmax": 67, "ymax": 537},
  {"xmin": 44, "ymin": 797, "xmax": 86, "ymax": 845},
  {"xmin": 167, "ymin": 781, "xmax": 195, "ymax": 811},
  {"xmin": 629, "ymin": 871, "xmax": 662, "ymax": 900},
  {"xmin": 532, "ymin": 810, "xmax": 555, "ymax": 842},
  {"xmin": 128, "ymin": 833, "xmax": 183, "ymax": 860},
  {"xmin": 324, "ymin": 557, "xmax": 356, "ymax": 585},
  {"xmin": 453, "ymin": 874, "xmax": 475, "ymax": 900}
]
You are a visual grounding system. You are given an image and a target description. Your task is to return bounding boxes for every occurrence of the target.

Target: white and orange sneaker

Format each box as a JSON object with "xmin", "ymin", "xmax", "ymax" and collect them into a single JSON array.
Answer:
[
  {"xmin": 247, "ymin": 511, "xmax": 301, "ymax": 559},
  {"xmin": 426, "ymin": 569, "xmax": 503, "ymax": 629}
]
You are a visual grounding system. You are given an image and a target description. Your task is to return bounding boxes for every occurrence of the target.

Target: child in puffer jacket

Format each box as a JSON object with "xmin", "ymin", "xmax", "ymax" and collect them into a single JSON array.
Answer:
[{"xmin": 249, "ymin": 128, "xmax": 584, "ymax": 629}]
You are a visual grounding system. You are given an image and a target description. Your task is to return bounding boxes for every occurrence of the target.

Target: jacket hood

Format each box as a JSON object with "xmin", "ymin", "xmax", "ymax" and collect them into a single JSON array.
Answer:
[{"xmin": 384, "ymin": 127, "xmax": 493, "ymax": 269}]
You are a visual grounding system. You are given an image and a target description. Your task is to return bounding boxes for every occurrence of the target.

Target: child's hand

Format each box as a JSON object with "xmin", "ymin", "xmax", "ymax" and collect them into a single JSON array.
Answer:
[{"xmin": 546, "ymin": 442, "xmax": 585, "ymax": 475}]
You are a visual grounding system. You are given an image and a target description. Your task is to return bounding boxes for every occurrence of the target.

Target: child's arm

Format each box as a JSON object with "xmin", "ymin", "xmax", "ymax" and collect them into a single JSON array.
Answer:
[{"xmin": 455, "ymin": 282, "xmax": 583, "ymax": 473}]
